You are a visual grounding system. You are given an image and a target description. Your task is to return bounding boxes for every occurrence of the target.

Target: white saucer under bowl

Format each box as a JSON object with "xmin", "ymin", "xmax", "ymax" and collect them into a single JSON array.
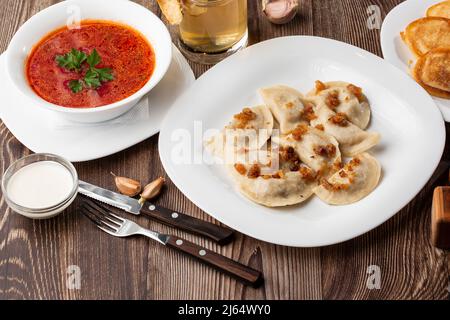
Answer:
[{"xmin": 0, "ymin": 45, "xmax": 194, "ymax": 162}]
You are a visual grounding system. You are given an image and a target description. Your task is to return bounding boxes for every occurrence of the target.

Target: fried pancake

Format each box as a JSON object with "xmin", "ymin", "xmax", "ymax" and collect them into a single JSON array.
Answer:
[
  {"xmin": 427, "ymin": 1, "xmax": 450, "ymax": 19},
  {"xmin": 401, "ymin": 17, "xmax": 450, "ymax": 57},
  {"xmin": 156, "ymin": 0, "xmax": 183, "ymax": 25},
  {"xmin": 413, "ymin": 48, "xmax": 450, "ymax": 99}
]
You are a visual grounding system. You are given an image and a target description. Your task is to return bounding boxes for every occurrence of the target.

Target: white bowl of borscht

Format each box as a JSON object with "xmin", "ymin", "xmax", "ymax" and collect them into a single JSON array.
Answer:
[{"xmin": 6, "ymin": 0, "xmax": 172, "ymax": 123}]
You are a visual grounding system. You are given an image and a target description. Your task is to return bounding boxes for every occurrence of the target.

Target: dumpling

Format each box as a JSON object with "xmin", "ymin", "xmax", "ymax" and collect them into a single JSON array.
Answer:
[
  {"xmin": 273, "ymin": 124, "xmax": 342, "ymax": 177},
  {"xmin": 231, "ymin": 170, "xmax": 316, "ymax": 207},
  {"xmin": 308, "ymin": 81, "xmax": 371, "ymax": 129},
  {"xmin": 205, "ymin": 105, "xmax": 273, "ymax": 158},
  {"xmin": 224, "ymin": 106, "xmax": 273, "ymax": 133},
  {"xmin": 308, "ymin": 98, "xmax": 380, "ymax": 157},
  {"xmin": 259, "ymin": 85, "xmax": 315, "ymax": 134},
  {"xmin": 228, "ymin": 144, "xmax": 317, "ymax": 207},
  {"xmin": 314, "ymin": 153, "xmax": 381, "ymax": 205}
]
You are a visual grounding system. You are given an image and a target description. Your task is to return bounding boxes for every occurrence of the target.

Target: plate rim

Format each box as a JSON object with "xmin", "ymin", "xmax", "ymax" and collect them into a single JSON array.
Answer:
[{"xmin": 158, "ymin": 35, "xmax": 446, "ymax": 247}]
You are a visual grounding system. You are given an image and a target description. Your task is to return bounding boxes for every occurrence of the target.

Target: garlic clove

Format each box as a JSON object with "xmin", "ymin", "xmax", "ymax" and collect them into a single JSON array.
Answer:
[
  {"xmin": 111, "ymin": 172, "xmax": 142, "ymax": 197},
  {"xmin": 138, "ymin": 177, "xmax": 166, "ymax": 205},
  {"xmin": 262, "ymin": 0, "xmax": 299, "ymax": 25}
]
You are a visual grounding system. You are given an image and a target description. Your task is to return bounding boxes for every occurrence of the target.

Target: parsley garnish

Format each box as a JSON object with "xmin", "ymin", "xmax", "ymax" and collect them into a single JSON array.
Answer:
[
  {"xmin": 86, "ymin": 49, "xmax": 101, "ymax": 68},
  {"xmin": 56, "ymin": 49, "xmax": 87, "ymax": 72},
  {"xmin": 68, "ymin": 80, "xmax": 83, "ymax": 93},
  {"xmin": 96, "ymin": 67, "xmax": 114, "ymax": 82},
  {"xmin": 56, "ymin": 48, "xmax": 114, "ymax": 93},
  {"xmin": 84, "ymin": 69, "xmax": 102, "ymax": 89}
]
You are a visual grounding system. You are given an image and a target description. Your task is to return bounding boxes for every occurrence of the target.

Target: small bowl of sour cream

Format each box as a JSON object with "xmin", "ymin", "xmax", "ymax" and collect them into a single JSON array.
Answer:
[{"xmin": 1, "ymin": 153, "xmax": 78, "ymax": 219}]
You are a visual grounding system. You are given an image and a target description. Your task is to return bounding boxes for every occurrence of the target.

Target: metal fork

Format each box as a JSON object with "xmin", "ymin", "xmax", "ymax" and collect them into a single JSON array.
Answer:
[{"xmin": 80, "ymin": 200, "xmax": 263, "ymax": 288}]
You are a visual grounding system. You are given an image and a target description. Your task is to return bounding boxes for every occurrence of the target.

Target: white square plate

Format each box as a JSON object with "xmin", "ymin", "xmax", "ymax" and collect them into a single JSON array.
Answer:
[{"xmin": 159, "ymin": 36, "xmax": 445, "ymax": 247}]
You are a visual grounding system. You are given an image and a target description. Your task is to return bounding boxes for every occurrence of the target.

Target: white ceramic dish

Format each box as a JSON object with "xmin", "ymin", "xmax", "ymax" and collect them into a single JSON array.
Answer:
[
  {"xmin": 159, "ymin": 36, "xmax": 446, "ymax": 247},
  {"xmin": 381, "ymin": 0, "xmax": 450, "ymax": 122},
  {"xmin": 6, "ymin": 0, "xmax": 172, "ymax": 123},
  {"xmin": 0, "ymin": 46, "xmax": 194, "ymax": 162}
]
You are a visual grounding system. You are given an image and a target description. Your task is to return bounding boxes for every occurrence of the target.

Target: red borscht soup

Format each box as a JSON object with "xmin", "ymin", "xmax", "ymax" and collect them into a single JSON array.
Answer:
[{"xmin": 26, "ymin": 21, "xmax": 155, "ymax": 108}]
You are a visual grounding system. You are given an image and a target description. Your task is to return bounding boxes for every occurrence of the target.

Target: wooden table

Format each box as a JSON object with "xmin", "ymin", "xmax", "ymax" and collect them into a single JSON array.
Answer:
[{"xmin": 0, "ymin": 0, "xmax": 449, "ymax": 300}]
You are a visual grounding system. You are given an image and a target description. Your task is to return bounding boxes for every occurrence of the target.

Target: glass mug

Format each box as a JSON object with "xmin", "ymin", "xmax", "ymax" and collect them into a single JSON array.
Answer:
[{"xmin": 177, "ymin": 0, "xmax": 248, "ymax": 64}]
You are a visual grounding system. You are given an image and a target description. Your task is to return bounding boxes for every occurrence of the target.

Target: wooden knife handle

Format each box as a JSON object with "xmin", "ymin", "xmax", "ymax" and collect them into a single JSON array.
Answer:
[
  {"xmin": 166, "ymin": 236, "xmax": 263, "ymax": 288},
  {"xmin": 431, "ymin": 186, "xmax": 450, "ymax": 249},
  {"xmin": 140, "ymin": 202, "xmax": 234, "ymax": 245}
]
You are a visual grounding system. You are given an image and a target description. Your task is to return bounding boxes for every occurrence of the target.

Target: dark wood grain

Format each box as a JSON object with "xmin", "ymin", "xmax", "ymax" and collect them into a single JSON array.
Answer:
[
  {"xmin": 165, "ymin": 236, "xmax": 263, "ymax": 288},
  {"xmin": 0, "ymin": 0, "xmax": 449, "ymax": 300}
]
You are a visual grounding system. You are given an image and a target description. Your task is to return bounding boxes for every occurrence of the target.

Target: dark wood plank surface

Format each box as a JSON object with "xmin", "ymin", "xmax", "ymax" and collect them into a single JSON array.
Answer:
[{"xmin": 0, "ymin": 0, "xmax": 449, "ymax": 300}]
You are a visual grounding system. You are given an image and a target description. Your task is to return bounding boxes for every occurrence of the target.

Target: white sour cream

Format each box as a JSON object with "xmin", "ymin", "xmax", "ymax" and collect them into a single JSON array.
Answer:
[{"xmin": 7, "ymin": 161, "xmax": 74, "ymax": 209}]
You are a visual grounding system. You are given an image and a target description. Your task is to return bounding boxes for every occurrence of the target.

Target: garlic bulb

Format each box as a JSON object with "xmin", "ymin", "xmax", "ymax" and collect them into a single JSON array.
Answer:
[{"xmin": 262, "ymin": 0, "xmax": 299, "ymax": 25}]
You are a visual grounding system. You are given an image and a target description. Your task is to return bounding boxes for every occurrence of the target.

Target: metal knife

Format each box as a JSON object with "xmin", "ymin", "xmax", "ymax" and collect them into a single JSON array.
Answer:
[{"xmin": 77, "ymin": 180, "xmax": 234, "ymax": 245}]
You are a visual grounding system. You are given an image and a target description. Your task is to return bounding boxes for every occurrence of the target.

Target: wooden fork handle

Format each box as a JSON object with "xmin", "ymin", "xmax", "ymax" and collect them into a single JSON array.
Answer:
[
  {"xmin": 166, "ymin": 236, "xmax": 264, "ymax": 288},
  {"xmin": 140, "ymin": 202, "xmax": 234, "ymax": 245}
]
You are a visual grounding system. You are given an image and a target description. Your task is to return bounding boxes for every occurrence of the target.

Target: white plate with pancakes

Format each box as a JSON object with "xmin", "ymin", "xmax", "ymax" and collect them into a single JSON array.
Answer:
[
  {"xmin": 158, "ymin": 36, "xmax": 445, "ymax": 247},
  {"xmin": 381, "ymin": 0, "xmax": 450, "ymax": 122}
]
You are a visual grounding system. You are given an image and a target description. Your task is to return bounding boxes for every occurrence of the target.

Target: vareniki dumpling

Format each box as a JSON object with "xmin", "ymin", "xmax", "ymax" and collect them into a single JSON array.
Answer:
[
  {"xmin": 205, "ymin": 80, "xmax": 382, "ymax": 208},
  {"xmin": 231, "ymin": 169, "xmax": 316, "ymax": 207},
  {"xmin": 273, "ymin": 124, "xmax": 341, "ymax": 177},
  {"xmin": 307, "ymin": 91, "xmax": 380, "ymax": 157},
  {"xmin": 314, "ymin": 153, "xmax": 381, "ymax": 205},
  {"xmin": 229, "ymin": 145, "xmax": 317, "ymax": 207},
  {"xmin": 225, "ymin": 105, "xmax": 273, "ymax": 133},
  {"xmin": 205, "ymin": 105, "xmax": 274, "ymax": 158},
  {"xmin": 259, "ymin": 85, "xmax": 316, "ymax": 134},
  {"xmin": 308, "ymin": 81, "xmax": 371, "ymax": 129}
]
